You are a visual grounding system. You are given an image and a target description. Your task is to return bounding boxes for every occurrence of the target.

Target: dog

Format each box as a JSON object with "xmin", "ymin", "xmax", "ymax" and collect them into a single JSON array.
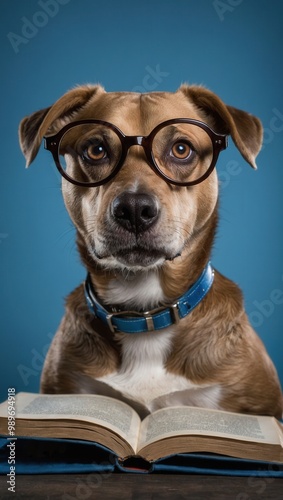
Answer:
[{"xmin": 19, "ymin": 84, "xmax": 283, "ymax": 419}]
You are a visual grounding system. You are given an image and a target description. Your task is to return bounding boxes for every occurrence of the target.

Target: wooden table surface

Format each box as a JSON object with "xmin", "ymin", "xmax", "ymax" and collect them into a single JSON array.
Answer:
[{"xmin": 0, "ymin": 473, "xmax": 282, "ymax": 499}]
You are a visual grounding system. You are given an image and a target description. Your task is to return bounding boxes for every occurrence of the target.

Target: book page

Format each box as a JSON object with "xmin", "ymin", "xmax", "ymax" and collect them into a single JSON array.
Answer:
[
  {"xmin": 138, "ymin": 406, "xmax": 283, "ymax": 450},
  {"xmin": 0, "ymin": 392, "xmax": 141, "ymax": 451}
]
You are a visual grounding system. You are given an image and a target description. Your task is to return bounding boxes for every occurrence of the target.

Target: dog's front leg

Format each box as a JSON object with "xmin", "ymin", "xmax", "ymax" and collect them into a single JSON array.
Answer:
[{"xmin": 40, "ymin": 285, "xmax": 120, "ymax": 395}]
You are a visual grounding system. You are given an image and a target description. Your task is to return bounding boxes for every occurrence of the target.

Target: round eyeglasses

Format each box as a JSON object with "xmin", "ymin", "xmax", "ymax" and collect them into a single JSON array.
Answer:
[{"xmin": 44, "ymin": 118, "xmax": 228, "ymax": 187}]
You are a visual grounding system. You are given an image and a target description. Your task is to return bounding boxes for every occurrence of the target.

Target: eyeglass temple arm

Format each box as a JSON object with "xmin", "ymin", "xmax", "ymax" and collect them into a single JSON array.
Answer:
[
  {"xmin": 215, "ymin": 135, "xmax": 228, "ymax": 151},
  {"xmin": 44, "ymin": 136, "xmax": 58, "ymax": 152}
]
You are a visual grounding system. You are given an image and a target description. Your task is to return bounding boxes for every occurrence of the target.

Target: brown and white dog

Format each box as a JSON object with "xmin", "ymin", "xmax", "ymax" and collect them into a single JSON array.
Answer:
[{"xmin": 19, "ymin": 84, "xmax": 283, "ymax": 419}]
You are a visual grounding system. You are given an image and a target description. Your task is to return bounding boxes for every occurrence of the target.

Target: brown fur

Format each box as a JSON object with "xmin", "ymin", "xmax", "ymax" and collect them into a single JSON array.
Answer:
[{"xmin": 19, "ymin": 84, "xmax": 283, "ymax": 419}]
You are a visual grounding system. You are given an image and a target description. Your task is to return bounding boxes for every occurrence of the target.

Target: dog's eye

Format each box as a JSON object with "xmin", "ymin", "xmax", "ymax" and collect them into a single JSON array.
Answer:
[
  {"xmin": 85, "ymin": 143, "xmax": 107, "ymax": 161},
  {"xmin": 171, "ymin": 142, "xmax": 192, "ymax": 160}
]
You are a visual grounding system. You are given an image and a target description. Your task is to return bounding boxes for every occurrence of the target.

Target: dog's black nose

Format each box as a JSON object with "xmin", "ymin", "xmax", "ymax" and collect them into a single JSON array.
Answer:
[{"xmin": 111, "ymin": 192, "xmax": 159, "ymax": 233}]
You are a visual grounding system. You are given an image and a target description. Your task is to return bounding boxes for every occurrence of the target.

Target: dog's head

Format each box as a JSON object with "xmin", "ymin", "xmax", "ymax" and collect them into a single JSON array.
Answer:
[{"xmin": 19, "ymin": 84, "xmax": 262, "ymax": 272}]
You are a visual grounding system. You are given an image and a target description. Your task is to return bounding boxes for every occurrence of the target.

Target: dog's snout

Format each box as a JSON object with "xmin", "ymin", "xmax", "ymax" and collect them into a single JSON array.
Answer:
[{"xmin": 111, "ymin": 192, "xmax": 159, "ymax": 233}]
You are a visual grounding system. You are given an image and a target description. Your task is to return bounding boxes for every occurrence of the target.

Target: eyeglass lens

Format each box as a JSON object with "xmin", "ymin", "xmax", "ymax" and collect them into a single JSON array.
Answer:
[
  {"xmin": 58, "ymin": 123, "xmax": 122, "ymax": 184},
  {"xmin": 151, "ymin": 123, "xmax": 213, "ymax": 183}
]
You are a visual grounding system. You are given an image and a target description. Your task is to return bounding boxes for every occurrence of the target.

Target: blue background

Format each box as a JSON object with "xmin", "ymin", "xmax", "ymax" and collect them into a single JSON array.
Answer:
[{"xmin": 0, "ymin": 0, "xmax": 282, "ymax": 403}]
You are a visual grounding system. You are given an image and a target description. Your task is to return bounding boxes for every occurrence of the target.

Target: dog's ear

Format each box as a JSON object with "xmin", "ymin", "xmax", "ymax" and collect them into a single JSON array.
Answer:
[
  {"xmin": 180, "ymin": 84, "xmax": 263, "ymax": 169},
  {"xmin": 19, "ymin": 85, "xmax": 105, "ymax": 167}
]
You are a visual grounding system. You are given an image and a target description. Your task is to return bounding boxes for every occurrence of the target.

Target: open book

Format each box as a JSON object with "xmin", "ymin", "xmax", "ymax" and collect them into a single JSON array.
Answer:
[{"xmin": 0, "ymin": 392, "xmax": 283, "ymax": 466}]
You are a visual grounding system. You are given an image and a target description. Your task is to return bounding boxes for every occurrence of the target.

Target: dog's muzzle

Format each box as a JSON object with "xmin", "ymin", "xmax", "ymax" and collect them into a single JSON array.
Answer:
[{"xmin": 91, "ymin": 190, "xmax": 181, "ymax": 267}]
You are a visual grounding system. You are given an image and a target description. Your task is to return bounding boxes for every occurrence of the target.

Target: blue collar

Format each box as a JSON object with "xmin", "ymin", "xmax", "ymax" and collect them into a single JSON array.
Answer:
[{"xmin": 84, "ymin": 262, "xmax": 214, "ymax": 334}]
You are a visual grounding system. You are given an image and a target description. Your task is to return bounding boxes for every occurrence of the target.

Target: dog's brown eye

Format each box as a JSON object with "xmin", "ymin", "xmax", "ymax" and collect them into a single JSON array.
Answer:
[
  {"xmin": 86, "ymin": 143, "xmax": 107, "ymax": 161},
  {"xmin": 171, "ymin": 142, "xmax": 192, "ymax": 160}
]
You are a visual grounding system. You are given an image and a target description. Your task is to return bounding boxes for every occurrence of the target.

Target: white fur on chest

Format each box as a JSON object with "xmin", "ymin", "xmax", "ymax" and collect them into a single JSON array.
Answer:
[
  {"xmin": 97, "ymin": 329, "xmax": 195, "ymax": 408},
  {"xmin": 97, "ymin": 268, "xmax": 222, "ymax": 412}
]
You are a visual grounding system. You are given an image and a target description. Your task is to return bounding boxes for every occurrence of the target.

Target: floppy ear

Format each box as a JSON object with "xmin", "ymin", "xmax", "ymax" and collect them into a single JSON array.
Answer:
[
  {"xmin": 19, "ymin": 84, "xmax": 105, "ymax": 167},
  {"xmin": 180, "ymin": 84, "xmax": 263, "ymax": 169}
]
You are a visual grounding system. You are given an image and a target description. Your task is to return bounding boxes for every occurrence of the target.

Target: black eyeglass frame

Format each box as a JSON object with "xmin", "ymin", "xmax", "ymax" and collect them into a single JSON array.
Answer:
[{"xmin": 44, "ymin": 118, "xmax": 228, "ymax": 187}]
